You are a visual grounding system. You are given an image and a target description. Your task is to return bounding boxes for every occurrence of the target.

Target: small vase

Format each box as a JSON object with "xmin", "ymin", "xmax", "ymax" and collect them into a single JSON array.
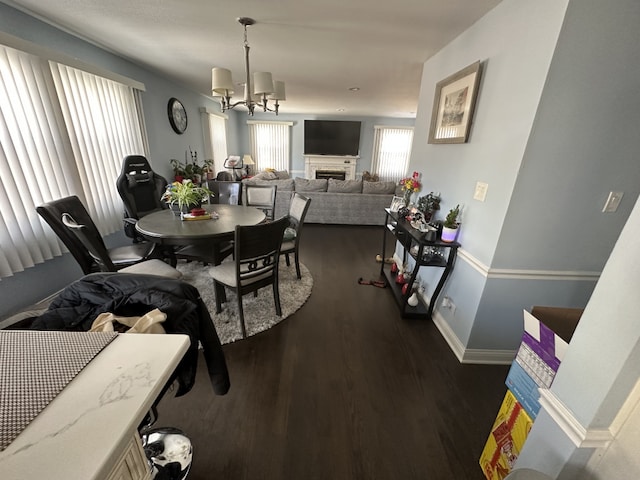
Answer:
[
  {"xmin": 408, "ymin": 292, "xmax": 420, "ymax": 307},
  {"xmin": 403, "ymin": 190, "xmax": 412, "ymax": 206}
]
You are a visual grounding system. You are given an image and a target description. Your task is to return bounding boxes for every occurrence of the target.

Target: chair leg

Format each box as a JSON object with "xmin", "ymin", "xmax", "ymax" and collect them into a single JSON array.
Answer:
[
  {"xmin": 213, "ymin": 280, "xmax": 223, "ymax": 314},
  {"xmin": 284, "ymin": 253, "xmax": 291, "ymax": 267},
  {"xmin": 294, "ymin": 251, "xmax": 301, "ymax": 279},
  {"xmin": 237, "ymin": 292, "xmax": 247, "ymax": 338},
  {"xmin": 273, "ymin": 282, "xmax": 282, "ymax": 317}
]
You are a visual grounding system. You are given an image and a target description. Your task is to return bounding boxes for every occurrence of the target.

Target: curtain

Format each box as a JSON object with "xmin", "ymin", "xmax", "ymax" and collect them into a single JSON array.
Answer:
[
  {"xmin": 50, "ymin": 62, "xmax": 146, "ymax": 234},
  {"xmin": 371, "ymin": 126, "xmax": 414, "ymax": 182},
  {"xmin": 247, "ymin": 121, "xmax": 292, "ymax": 172},
  {"xmin": 0, "ymin": 43, "xmax": 146, "ymax": 278},
  {"xmin": 202, "ymin": 110, "xmax": 228, "ymax": 175}
]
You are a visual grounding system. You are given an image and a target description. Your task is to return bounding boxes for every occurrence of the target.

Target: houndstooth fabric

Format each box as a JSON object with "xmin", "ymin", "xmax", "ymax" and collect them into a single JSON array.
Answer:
[{"xmin": 0, "ymin": 330, "xmax": 117, "ymax": 451}]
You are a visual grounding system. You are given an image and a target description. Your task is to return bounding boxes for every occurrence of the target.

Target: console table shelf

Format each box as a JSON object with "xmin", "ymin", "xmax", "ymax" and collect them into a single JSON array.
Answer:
[{"xmin": 380, "ymin": 208, "xmax": 459, "ymax": 319}]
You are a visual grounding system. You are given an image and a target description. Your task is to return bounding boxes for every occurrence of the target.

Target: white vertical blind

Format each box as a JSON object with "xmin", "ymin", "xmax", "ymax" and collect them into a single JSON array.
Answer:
[
  {"xmin": 0, "ymin": 45, "xmax": 79, "ymax": 277},
  {"xmin": 0, "ymin": 43, "xmax": 146, "ymax": 278},
  {"xmin": 247, "ymin": 121, "xmax": 292, "ymax": 172},
  {"xmin": 50, "ymin": 62, "xmax": 145, "ymax": 234},
  {"xmin": 371, "ymin": 126, "xmax": 414, "ymax": 182},
  {"xmin": 202, "ymin": 111, "xmax": 228, "ymax": 175}
]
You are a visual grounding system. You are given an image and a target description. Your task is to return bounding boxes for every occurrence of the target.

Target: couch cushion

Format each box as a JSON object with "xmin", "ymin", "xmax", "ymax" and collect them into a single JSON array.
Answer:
[
  {"xmin": 362, "ymin": 180, "xmax": 397, "ymax": 194},
  {"xmin": 274, "ymin": 170, "xmax": 291, "ymax": 180},
  {"xmin": 294, "ymin": 178, "xmax": 328, "ymax": 192},
  {"xmin": 252, "ymin": 171, "xmax": 278, "ymax": 181},
  {"xmin": 251, "ymin": 178, "xmax": 294, "ymax": 191},
  {"xmin": 327, "ymin": 178, "xmax": 362, "ymax": 193}
]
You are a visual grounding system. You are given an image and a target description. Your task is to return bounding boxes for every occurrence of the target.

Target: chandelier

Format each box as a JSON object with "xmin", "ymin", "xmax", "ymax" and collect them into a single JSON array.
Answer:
[{"xmin": 211, "ymin": 17, "xmax": 286, "ymax": 116}]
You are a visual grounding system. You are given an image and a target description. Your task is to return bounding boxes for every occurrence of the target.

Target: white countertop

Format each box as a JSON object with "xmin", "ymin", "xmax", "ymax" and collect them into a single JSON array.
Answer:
[{"xmin": 0, "ymin": 333, "xmax": 189, "ymax": 479}]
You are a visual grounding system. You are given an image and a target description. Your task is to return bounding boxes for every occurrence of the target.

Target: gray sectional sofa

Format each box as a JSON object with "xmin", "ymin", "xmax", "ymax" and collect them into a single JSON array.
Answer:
[{"xmin": 242, "ymin": 172, "xmax": 399, "ymax": 225}]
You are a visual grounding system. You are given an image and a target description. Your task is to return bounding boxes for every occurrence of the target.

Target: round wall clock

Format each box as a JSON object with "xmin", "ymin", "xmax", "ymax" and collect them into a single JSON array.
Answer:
[{"xmin": 167, "ymin": 97, "xmax": 187, "ymax": 134}]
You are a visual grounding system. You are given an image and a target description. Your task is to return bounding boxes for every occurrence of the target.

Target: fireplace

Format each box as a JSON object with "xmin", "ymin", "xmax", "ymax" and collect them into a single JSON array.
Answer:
[
  {"xmin": 304, "ymin": 155, "xmax": 358, "ymax": 180},
  {"xmin": 315, "ymin": 170, "xmax": 346, "ymax": 181}
]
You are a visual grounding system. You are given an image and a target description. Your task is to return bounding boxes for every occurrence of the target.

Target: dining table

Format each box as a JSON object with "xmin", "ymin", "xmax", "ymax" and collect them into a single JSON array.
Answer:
[
  {"xmin": 136, "ymin": 204, "xmax": 266, "ymax": 302},
  {"xmin": 135, "ymin": 203, "xmax": 265, "ymax": 252}
]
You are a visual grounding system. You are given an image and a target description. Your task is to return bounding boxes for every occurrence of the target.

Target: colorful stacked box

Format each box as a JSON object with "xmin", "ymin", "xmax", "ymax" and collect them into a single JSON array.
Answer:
[{"xmin": 480, "ymin": 307, "xmax": 581, "ymax": 480}]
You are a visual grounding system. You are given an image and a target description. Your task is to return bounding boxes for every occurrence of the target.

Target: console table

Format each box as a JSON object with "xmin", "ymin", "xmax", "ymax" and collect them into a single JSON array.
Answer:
[
  {"xmin": 0, "ymin": 332, "xmax": 189, "ymax": 480},
  {"xmin": 380, "ymin": 208, "xmax": 459, "ymax": 319}
]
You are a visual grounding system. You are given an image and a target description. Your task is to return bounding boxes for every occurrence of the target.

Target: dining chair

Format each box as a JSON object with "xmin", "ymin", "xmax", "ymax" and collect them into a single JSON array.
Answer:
[
  {"xmin": 37, "ymin": 196, "xmax": 157, "ymax": 274},
  {"xmin": 175, "ymin": 180, "xmax": 244, "ymax": 266},
  {"xmin": 208, "ymin": 216, "xmax": 289, "ymax": 338},
  {"xmin": 205, "ymin": 180, "xmax": 243, "ymax": 205},
  {"xmin": 115, "ymin": 155, "xmax": 168, "ymax": 243},
  {"xmin": 245, "ymin": 184, "xmax": 277, "ymax": 221},
  {"xmin": 59, "ymin": 211, "xmax": 181, "ymax": 278},
  {"xmin": 281, "ymin": 193, "xmax": 312, "ymax": 279}
]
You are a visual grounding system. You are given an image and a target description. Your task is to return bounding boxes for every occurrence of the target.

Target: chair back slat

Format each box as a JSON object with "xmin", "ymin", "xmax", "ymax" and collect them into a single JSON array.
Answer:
[
  {"xmin": 234, "ymin": 216, "xmax": 288, "ymax": 286},
  {"xmin": 245, "ymin": 184, "xmax": 277, "ymax": 221}
]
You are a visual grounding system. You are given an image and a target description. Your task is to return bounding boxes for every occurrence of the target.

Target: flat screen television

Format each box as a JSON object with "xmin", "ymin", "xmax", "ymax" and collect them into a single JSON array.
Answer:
[{"xmin": 304, "ymin": 120, "xmax": 361, "ymax": 156}]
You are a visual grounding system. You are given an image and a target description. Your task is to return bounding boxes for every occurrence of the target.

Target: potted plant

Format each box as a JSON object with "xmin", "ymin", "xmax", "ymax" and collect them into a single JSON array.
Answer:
[
  {"xmin": 161, "ymin": 180, "xmax": 212, "ymax": 214},
  {"xmin": 170, "ymin": 159, "xmax": 186, "ymax": 182},
  {"xmin": 417, "ymin": 192, "xmax": 441, "ymax": 223},
  {"xmin": 202, "ymin": 159, "xmax": 215, "ymax": 180},
  {"xmin": 441, "ymin": 204, "xmax": 460, "ymax": 242}
]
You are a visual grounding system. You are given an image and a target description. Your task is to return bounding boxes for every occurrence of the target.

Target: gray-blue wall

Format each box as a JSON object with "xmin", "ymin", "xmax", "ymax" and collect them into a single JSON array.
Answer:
[{"xmin": 0, "ymin": 3, "xmax": 413, "ymax": 319}]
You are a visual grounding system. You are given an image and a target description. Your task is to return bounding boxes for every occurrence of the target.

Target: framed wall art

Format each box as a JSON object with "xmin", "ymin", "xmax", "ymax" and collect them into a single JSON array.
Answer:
[
  {"xmin": 428, "ymin": 61, "xmax": 483, "ymax": 144},
  {"xmin": 390, "ymin": 196, "xmax": 404, "ymax": 212}
]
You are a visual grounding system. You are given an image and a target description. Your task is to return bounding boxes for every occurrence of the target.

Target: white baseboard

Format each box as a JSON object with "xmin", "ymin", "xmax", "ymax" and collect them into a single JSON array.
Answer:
[{"xmin": 431, "ymin": 309, "xmax": 515, "ymax": 365}]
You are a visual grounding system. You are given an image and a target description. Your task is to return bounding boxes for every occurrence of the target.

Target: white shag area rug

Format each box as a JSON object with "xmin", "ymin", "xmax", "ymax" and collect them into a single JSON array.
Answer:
[{"xmin": 176, "ymin": 260, "xmax": 313, "ymax": 344}]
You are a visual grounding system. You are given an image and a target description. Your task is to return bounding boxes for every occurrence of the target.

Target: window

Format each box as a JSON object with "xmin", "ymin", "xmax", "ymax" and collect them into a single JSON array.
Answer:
[
  {"xmin": 0, "ymin": 43, "xmax": 146, "ymax": 278},
  {"xmin": 247, "ymin": 121, "xmax": 292, "ymax": 172},
  {"xmin": 201, "ymin": 108, "xmax": 228, "ymax": 175},
  {"xmin": 371, "ymin": 126, "xmax": 414, "ymax": 181}
]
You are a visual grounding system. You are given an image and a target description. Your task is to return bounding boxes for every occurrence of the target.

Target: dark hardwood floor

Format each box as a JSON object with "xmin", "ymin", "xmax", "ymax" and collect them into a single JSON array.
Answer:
[{"xmin": 157, "ymin": 224, "xmax": 509, "ymax": 480}]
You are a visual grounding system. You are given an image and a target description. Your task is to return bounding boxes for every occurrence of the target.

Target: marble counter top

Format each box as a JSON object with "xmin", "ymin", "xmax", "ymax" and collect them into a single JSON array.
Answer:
[{"xmin": 0, "ymin": 333, "xmax": 189, "ymax": 479}]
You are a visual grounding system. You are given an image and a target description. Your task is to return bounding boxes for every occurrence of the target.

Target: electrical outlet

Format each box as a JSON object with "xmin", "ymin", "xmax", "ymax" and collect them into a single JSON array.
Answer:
[
  {"xmin": 474, "ymin": 182, "xmax": 488, "ymax": 202},
  {"xmin": 603, "ymin": 191, "xmax": 623, "ymax": 212}
]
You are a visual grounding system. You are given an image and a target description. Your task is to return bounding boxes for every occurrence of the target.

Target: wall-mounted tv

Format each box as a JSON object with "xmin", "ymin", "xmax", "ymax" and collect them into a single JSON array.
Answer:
[{"xmin": 304, "ymin": 120, "xmax": 361, "ymax": 156}]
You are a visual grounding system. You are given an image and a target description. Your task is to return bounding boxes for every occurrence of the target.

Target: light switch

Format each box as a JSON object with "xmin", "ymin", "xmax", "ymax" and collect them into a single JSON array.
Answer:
[
  {"xmin": 603, "ymin": 191, "xmax": 624, "ymax": 212},
  {"xmin": 474, "ymin": 182, "xmax": 488, "ymax": 202}
]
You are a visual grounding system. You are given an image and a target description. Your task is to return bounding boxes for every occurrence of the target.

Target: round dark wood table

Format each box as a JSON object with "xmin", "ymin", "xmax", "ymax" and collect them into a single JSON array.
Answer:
[{"xmin": 135, "ymin": 204, "xmax": 265, "ymax": 248}]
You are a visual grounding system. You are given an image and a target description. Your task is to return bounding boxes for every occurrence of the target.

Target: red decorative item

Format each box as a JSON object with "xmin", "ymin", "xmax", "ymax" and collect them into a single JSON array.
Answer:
[
  {"xmin": 402, "ymin": 283, "xmax": 410, "ymax": 296},
  {"xmin": 390, "ymin": 262, "xmax": 398, "ymax": 273},
  {"xmin": 395, "ymin": 273, "xmax": 406, "ymax": 284},
  {"xmin": 190, "ymin": 208, "xmax": 206, "ymax": 216}
]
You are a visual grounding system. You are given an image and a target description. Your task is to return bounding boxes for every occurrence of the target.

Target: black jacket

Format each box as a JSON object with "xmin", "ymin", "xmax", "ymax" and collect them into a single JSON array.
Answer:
[{"xmin": 30, "ymin": 272, "xmax": 230, "ymax": 397}]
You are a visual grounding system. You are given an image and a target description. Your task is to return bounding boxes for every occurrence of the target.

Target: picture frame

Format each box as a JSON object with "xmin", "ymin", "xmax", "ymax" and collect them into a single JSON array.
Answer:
[
  {"xmin": 390, "ymin": 196, "xmax": 404, "ymax": 212},
  {"xmin": 428, "ymin": 61, "xmax": 483, "ymax": 144}
]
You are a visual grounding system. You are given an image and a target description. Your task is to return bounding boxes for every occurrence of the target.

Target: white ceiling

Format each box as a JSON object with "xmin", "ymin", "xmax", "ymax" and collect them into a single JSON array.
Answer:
[{"xmin": 5, "ymin": 0, "xmax": 502, "ymax": 118}]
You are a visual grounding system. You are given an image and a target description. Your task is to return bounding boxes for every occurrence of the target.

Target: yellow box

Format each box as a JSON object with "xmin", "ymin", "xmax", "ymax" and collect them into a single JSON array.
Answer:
[{"xmin": 479, "ymin": 390, "xmax": 533, "ymax": 480}]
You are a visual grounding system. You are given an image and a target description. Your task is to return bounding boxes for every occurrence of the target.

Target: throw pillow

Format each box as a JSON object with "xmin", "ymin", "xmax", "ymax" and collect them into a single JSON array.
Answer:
[
  {"xmin": 362, "ymin": 180, "xmax": 397, "ymax": 194},
  {"xmin": 294, "ymin": 178, "xmax": 328, "ymax": 192},
  {"xmin": 274, "ymin": 170, "xmax": 291, "ymax": 180},
  {"xmin": 250, "ymin": 171, "xmax": 278, "ymax": 181},
  {"xmin": 362, "ymin": 170, "xmax": 380, "ymax": 182},
  {"xmin": 327, "ymin": 178, "xmax": 363, "ymax": 193},
  {"xmin": 252, "ymin": 178, "xmax": 294, "ymax": 191}
]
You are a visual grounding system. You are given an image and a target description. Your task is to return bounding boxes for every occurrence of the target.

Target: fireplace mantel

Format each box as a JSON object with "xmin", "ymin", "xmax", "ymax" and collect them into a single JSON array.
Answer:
[{"xmin": 304, "ymin": 155, "xmax": 358, "ymax": 180}]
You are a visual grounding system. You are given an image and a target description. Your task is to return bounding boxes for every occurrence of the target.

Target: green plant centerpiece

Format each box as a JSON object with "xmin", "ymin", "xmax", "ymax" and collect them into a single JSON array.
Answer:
[
  {"xmin": 161, "ymin": 180, "xmax": 212, "ymax": 214},
  {"xmin": 416, "ymin": 192, "xmax": 441, "ymax": 222},
  {"xmin": 441, "ymin": 204, "xmax": 460, "ymax": 243}
]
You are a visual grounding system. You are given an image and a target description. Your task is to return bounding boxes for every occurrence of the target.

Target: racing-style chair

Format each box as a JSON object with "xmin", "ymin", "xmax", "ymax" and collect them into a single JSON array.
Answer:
[{"xmin": 116, "ymin": 155, "xmax": 168, "ymax": 242}]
